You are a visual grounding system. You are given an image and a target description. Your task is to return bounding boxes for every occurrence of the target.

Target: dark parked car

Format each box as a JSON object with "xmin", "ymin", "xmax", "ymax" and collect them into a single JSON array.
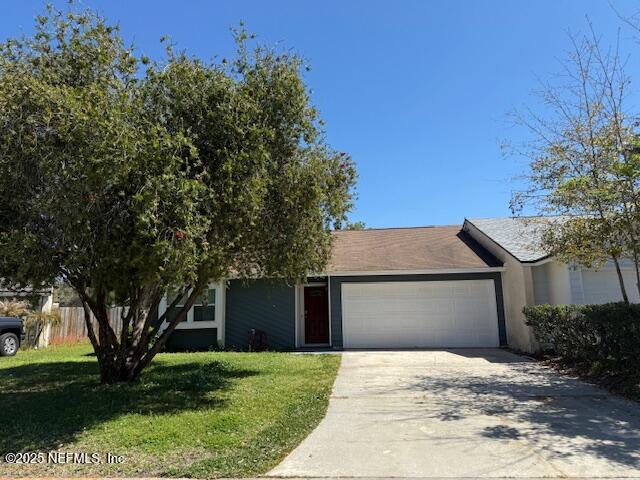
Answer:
[{"xmin": 0, "ymin": 317, "xmax": 24, "ymax": 356}]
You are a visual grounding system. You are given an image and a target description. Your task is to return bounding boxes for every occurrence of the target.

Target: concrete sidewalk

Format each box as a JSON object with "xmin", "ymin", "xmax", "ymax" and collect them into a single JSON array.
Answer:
[
  {"xmin": 267, "ymin": 350, "xmax": 640, "ymax": 478},
  {"xmin": 11, "ymin": 477, "xmax": 640, "ymax": 480}
]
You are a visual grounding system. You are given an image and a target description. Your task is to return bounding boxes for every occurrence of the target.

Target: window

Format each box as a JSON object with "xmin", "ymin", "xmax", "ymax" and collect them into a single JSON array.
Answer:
[
  {"xmin": 160, "ymin": 284, "xmax": 221, "ymax": 330},
  {"xmin": 166, "ymin": 289, "xmax": 187, "ymax": 323},
  {"xmin": 194, "ymin": 289, "xmax": 215, "ymax": 322}
]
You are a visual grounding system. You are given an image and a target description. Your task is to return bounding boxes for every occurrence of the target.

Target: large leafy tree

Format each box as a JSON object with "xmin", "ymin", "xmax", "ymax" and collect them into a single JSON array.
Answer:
[
  {"xmin": 0, "ymin": 7, "xmax": 356, "ymax": 382},
  {"xmin": 510, "ymin": 30, "xmax": 640, "ymax": 302}
]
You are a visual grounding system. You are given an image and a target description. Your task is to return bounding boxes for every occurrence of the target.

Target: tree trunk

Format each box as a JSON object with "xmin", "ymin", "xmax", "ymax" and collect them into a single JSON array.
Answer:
[
  {"xmin": 612, "ymin": 256, "xmax": 630, "ymax": 304},
  {"xmin": 99, "ymin": 354, "xmax": 121, "ymax": 384},
  {"xmin": 78, "ymin": 284, "xmax": 203, "ymax": 384},
  {"xmin": 130, "ymin": 288, "xmax": 202, "ymax": 379},
  {"xmin": 627, "ymin": 223, "xmax": 640, "ymax": 299},
  {"xmin": 630, "ymin": 250, "xmax": 640, "ymax": 300}
]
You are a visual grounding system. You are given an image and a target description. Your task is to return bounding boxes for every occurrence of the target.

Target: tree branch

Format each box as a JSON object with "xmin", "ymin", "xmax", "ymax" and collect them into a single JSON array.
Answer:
[{"xmin": 134, "ymin": 283, "xmax": 204, "ymax": 376}]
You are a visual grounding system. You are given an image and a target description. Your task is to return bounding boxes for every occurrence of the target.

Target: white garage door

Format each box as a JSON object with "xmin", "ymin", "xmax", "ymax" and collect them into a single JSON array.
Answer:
[{"xmin": 341, "ymin": 280, "xmax": 500, "ymax": 348}]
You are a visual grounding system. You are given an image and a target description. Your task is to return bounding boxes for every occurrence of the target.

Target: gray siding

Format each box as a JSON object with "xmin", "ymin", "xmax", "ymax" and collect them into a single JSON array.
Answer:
[
  {"xmin": 225, "ymin": 279, "xmax": 296, "ymax": 350},
  {"xmin": 329, "ymin": 273, "xmax": 507, "ymax": 348},
  {"xmin": 166, "ymin": 328, "xmax": 218, "ymax": 351}
]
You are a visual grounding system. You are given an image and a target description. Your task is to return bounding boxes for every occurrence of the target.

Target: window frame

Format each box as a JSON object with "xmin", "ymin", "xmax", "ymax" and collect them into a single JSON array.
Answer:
[{"xmin": 159, "ymin": 281, "xmax": 223, "ymax": 331}]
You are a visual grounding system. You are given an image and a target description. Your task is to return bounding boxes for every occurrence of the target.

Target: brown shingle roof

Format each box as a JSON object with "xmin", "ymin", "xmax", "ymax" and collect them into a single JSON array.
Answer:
[{"xmin": 327, "ymin": 226, "xmax": 502, "ymax": 273}]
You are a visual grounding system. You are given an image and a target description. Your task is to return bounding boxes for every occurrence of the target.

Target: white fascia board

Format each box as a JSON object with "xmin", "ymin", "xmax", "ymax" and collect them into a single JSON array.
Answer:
[
  {"xmin": 325, "ymin": 267, "xmax": 506, "ymax": 277},
  {"xmin": 524, "ymin": 257, "xmax": 554, "ymax": 267}
]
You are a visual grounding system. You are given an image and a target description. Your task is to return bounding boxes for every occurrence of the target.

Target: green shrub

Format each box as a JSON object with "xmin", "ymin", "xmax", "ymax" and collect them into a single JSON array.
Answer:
[{"xmin": 524, "ymin": 302, "xmax": 640, "ymax": 374}]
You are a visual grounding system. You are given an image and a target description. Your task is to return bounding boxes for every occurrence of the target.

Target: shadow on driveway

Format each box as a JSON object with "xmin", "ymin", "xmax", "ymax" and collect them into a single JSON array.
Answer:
[
  {"xmin": 409, "ymin": 350, "xmax": 640, "ymax": 470},
  {"xmin": 269, "ymin": 349, "xmax": 640, "ymax": 478}
]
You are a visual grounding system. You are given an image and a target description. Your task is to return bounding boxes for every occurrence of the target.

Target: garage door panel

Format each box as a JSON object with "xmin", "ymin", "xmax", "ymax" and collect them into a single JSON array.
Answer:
[{"xmin": 341, "ymin": 280, "xmax": 499, "ymax": 348}]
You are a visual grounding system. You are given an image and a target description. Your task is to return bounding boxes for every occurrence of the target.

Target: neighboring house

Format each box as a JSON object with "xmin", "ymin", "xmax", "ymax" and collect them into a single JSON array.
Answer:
[
  {"xmin": 159, "ymin": 217, "xmax": 638, "ymax": 353},
  {"xmin": 464, "ymin": 217, "xmax": 640, "ymax": 352},
  {"xmin": 0, "ymin": 284, "xmax": 54, "ymax": 312},
  {"xmin": 0, "ymin": 284, "xmax": 54, "ymax": 349}
]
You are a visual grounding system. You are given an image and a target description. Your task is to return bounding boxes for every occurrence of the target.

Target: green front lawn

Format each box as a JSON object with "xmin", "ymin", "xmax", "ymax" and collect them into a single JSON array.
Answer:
[{"xmin": 0, "ymin": 344, "xmax": 340, "ymax": 478}]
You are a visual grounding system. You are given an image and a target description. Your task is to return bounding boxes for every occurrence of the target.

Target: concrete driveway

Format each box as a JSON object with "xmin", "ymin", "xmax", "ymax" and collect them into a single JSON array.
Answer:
[{"xmin": 268, "ymin": 350, "xmax": 640, "ymax": 478}]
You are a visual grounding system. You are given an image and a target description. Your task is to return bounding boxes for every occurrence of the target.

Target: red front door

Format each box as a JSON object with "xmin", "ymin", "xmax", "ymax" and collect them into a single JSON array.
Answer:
[{"xmin": 304, "ymin": 286, "xmax": 329, "ymax": 344}]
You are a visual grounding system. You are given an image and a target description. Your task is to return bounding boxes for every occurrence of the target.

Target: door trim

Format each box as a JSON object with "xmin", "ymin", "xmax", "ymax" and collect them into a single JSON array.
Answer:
[{"xmin": 296, "ymin": 281, "xmax": 331, "ymax": 347}]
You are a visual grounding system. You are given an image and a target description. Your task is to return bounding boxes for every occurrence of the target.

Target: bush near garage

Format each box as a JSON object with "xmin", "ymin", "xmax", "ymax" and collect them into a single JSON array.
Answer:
[{"xmin": 524, "ymin": 303, "xmax": 640, "ymax": 377}]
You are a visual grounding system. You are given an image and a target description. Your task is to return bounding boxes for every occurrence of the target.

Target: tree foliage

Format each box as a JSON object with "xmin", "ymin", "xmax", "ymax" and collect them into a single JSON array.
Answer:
[
  {"xmin": 510, "ymin": 29, "xmax": 640, "ymax": 302},
  {"xmin": 0, "ymin": 6, "xmax": 356, "ymax": 382},
  {"xmin": 340, "ymin": 220, "xmax": 366, "ymax": 230}
]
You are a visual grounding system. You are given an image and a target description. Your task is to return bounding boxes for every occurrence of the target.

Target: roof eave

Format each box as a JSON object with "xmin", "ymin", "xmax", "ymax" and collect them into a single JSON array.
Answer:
[
  {"xmin": 463, "ymin": 218, "xmax": 551, "ymax": 265},
  {"xmin": 326, "ymin": 266, "xmax": 506, "ymax": 277}
]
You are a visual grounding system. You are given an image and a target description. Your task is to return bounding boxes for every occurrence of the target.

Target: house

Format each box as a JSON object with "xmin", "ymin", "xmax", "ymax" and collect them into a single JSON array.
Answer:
[
  {"xmin": 160, "ymin": 217, "xmax": 638, "ymax": 353},
  {"xmin": 464, "ymin": 217, "xmax": 640, "ymax": 352}
]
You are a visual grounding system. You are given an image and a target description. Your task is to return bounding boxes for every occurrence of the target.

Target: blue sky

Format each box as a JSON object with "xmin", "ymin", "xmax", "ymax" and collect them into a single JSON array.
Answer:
[{"xmin": 3, "ymin": 1, "xmax": 640, "ymax": 227}]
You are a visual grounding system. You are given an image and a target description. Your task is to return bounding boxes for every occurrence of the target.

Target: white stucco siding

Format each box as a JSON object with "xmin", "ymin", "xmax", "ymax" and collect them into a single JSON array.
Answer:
[
  {"xmin": 532, "ymin": 264, "xmax": 549, "ymax": 305},
  {"xmin": 531, "ymin": 261, "xmax": 639, "ymax": 306},
  {"xmin": 463, "ymin": 222, "xmax": 537, "ymax": 352},
  {"xmin": 532, "ymin": 261, "xmax": 576, "ymax": 305},
  {"xmin": 578, "ymin": 267, "xmax": 640, "ymax": 304},
  {"xmin": 547, "ymin": 261, "xmax": 573, "ymax": 304},
  {"xmin": 532, "ymin": 261, "xmax": 639, "ymax": 306}
]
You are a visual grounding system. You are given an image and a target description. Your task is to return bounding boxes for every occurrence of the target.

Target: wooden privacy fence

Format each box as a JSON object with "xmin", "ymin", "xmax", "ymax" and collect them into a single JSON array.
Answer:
[{"xmin": 42, "ymin": 306, "xmax": 124, "ymax": 347}]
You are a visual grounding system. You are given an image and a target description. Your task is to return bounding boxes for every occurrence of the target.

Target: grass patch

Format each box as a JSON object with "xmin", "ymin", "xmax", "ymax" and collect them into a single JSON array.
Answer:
[{"xmin": 0, "ymin": 344, "xmax": 340, "ymax": 478}]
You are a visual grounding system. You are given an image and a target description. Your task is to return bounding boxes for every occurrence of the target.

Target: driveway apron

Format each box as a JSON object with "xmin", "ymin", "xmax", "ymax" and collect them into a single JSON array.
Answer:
[{"xmin": 268, "ymin": 349, "xmax": 640, "ymax": 478}]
